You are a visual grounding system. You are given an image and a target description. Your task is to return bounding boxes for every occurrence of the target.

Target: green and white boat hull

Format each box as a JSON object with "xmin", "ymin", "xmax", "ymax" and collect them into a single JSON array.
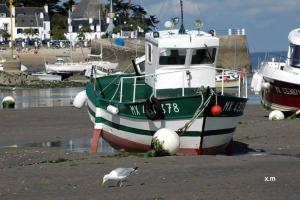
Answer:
[{"xmin": 86, "ymin": 81, "xmax": 247, "ymax": 155}]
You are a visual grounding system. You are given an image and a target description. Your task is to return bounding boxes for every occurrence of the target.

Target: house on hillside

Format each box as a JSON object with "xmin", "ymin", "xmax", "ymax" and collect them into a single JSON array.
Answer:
[
  {"xmin": 14, "ymin": 4, "xmax": 50, "ymax": 40},
  {"xmin": 66, "ymin": 0, "xmax": 108, "ymax": 41},
  {"xmin": 0, "ymin": 4, "xmax": 12, "ymax": 42}
]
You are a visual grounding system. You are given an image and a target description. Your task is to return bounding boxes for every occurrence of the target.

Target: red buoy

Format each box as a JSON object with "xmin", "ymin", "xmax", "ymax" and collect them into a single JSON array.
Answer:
[{"xmin": 211, "ymin": 104, "xmax": 222, "ymax": 116}]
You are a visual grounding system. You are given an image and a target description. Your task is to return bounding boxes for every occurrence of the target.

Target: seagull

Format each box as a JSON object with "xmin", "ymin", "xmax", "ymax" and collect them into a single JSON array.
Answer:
[{"xmin": 102, "ymin": 167, "xmax": 138, "ymax": 187}]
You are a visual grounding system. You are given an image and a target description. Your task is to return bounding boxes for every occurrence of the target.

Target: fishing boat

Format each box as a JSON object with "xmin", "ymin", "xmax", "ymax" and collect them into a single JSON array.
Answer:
[
  {"xmin": 82, "ymin": 1, "xmax": 248, "ymax": 155},
  {"xmin": 251, "ymin": 28, "xmax": 300, "ymax": 112}
]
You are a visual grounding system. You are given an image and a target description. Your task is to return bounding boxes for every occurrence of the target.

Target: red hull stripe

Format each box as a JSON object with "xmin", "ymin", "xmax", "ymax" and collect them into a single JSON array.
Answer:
[
  {"xmin": 263, "ymin": 77, "xmax": 300, "ymax": 110},
  {"xmin": 100, "ymin": 130, "xmax": 230, "ymax": 155}
]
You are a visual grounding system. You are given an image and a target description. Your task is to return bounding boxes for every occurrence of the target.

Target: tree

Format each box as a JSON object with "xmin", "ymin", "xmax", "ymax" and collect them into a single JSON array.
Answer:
[
  {"xmin": 56, "ymin": 0, "xmax": 75, "ymax": 16},
  {"xmin": 77, "ymin": 26, "xmax": 92, "ymax": 40},
  {"xmin": 107, "ymin": 0, "xmax": 159, "ymax": 34},
  {"xmin": 50, "ymin": 13, "xmax": 67, "ymax": 40},
  {"xmin": 0, "ymin": 29, "xmax": 10, "ymax": 40},
  {"xmin": 50, "ymin": 26, "xmax": 66, "ymax": 40}
]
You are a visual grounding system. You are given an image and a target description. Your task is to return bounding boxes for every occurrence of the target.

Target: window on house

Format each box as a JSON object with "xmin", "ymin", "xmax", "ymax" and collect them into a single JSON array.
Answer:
[
  {"xmin": 17, "ymin": 29, "xmax": 23, "ymax": 33},
  {"xmin": 3, "ymin": 23, "xmax": 8, "ymax": 31},
  {"xmin": 159, "ymin": 49, "xmax": 186, "ymax": 65}
]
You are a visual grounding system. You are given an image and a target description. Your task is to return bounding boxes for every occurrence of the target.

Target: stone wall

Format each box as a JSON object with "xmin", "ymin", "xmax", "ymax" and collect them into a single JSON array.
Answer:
[
  {"xmin": 217, "ymin": 35, "xmax": 251, "ymax": 71},
  {"xmin": 91, "ymin": 38, "xmax": 144, "ymax": 72},
  {"xmin": 91, "ymin": 35, "xmax": 251, "ymax": 72}
]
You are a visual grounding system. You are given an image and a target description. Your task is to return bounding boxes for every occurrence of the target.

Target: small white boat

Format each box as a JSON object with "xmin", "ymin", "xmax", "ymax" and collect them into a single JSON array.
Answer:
[
  {"xmin": 45, "ymin": 57, "xmax": 93, "ymax": 73},
  {"xmin": 84, "ymin": 62, "xmax": 119, "ymax": 78},
  {"xmin": 215, "ymin": 70, "xmax": 240, "ymax": 88}
]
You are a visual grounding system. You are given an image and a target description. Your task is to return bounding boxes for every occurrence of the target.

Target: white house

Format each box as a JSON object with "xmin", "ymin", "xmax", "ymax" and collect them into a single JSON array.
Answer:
[
  {"xmin": 14, "ymin": 4, "xmax": 50, "ymax": 40},
  {"xmin": 0, "ymin": 4, "xmax": 13, "ymax": 41},
  {"xmin": 65, "ymin": 0, "xmax": 108, "ymax": 42}
]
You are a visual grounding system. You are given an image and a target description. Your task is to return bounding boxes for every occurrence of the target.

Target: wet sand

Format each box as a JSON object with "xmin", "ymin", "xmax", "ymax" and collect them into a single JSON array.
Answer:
[{"xmin": 0, "ymin": 105, "xmax": 299, "ymax": 199}]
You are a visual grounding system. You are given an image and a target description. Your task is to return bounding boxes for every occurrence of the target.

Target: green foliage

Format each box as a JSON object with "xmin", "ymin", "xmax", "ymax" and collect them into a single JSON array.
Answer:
[
  {"xmin": 50, "ymin": 26, "xmax": 66, "ymax": 40},
  {"xmin": 107, "ymin": 0, "xmax": 159, "ymax": 34},
  {"xmin": 149, "ymin": 137, "xmax": 170, "ymax": 157},
  {"xmin": 0, "ymin": 29, "xmax": 10, "ymax": 39},
  {"xmin": 23, "ymin": 28, "xmax": 36, "ymax": 36},
  {"xmin": 50, "ymin": 13, "xmax": 67, "ymax": 40},
  {"xmin": 2, "ymin": 100, "xmax": 15, "ymax": 109},
  {"xmin": 77, "ymin": 26, "xmax": 92, "ymax": 40},
  {"xmin": 56, "ymin": 0, "xmax": 75, "ymax": 16}
]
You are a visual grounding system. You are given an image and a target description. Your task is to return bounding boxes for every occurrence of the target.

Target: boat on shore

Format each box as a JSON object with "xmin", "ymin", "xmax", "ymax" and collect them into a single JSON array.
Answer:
[
  {"xmin": 251, "ymin": 28, "xmax": 300, "ymax": 112},
  {"xmin": 215, "ymin": 70, "xmax": 240, "ymax": 89},
  {"xmin": 45, "ymin": 56, "xmax": 93, "ymax": 74},
  {"xmin": 81, "ymin": 1, "xmax": 248, "ymax": 155}
]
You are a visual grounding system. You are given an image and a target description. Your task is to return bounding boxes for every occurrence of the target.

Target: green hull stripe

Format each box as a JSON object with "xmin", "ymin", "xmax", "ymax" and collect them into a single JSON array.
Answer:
[
  {"xmin": 203, "ymin": 127, "xmax": 236, "ymax": 136},
  {"xmin": 87, "ymin": 104, "xmax": 235, "ymax": 137}
]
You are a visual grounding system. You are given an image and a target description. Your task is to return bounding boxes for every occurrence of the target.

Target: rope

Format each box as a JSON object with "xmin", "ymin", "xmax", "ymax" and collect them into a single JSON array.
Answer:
[{"xmin": 177, "ymin": 88, "xmax": 214, "ymax": 135}]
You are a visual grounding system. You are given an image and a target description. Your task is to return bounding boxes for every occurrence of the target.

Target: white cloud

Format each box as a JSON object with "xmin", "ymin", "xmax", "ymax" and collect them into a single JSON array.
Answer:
[{"xmin": 144, "ymin": 0, "xmax": 299, "ymax": 19}]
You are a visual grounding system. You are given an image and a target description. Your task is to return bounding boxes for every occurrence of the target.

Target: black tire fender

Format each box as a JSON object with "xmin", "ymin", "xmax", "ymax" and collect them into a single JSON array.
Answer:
[{"xmin": 144, "ymin": 97, "xmax": 164, "ymax": 120}]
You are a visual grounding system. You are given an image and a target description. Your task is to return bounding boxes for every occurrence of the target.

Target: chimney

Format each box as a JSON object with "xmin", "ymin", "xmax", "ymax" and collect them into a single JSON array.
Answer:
[
  {"xmin": 44, "ymin": 4, "xmax": 48, "ymax": 13},
  {"xmin": 72, "ymin": 5, "xmax": 76, "ymax": 12}
]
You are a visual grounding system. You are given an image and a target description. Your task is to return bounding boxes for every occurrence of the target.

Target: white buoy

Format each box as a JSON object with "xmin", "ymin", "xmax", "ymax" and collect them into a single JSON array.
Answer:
[
  {"xmin": 152, "ymin": 128, "xmax": 180, "ymax": 155},
  {"xmin": 262, "ymin": 82, "xmax": 270, "ymax": 89},
  {"xmin": 164, "ymin": 21, "xmax": 174, "ymax": 29},
  {"xmin": 73, "ymin": 90, "xmax": 87, "ymax": 108},
  {"xmin": 250, "ymin": 72, "xmax": 263, "ymax": 95},
  {"xmin": 269, "ymin": 110, "xmax": 285, "ymax": 120},
  {"xmin": 2, "ymin": 96, "xmax": 15, "ymax": 109},
  {"xmin": 107, "ymin": 105, "xmax": 119, "ymax": 115}
]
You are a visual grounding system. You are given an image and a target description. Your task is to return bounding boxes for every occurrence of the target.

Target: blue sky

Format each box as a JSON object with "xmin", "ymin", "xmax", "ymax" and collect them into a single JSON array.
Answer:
[{"xmin": 75, "ymin": 0, "xmax": 300, "ymax": 53}]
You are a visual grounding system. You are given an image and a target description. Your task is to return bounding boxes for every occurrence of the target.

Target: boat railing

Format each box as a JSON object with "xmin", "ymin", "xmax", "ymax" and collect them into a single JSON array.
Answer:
[
  {"xmin": 118, "ymin": 67, "xmax": 247, "ymax": 103},
  {"xmin": 260, "ymin": 53, "xmax": 287, "ymax": 70},
  {"xmin": 214, "ymin": 28, "xmax": 246, "ymax": 36}
]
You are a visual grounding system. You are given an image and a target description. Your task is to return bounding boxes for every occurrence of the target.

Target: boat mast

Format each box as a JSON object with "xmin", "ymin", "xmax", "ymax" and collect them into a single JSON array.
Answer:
[
  {"xmin": 99, "ymin": 0, "xmax": 103, "ymax": 60},
  {"xmin": 9, "ymin": 0, "xmax": 13, "ymax": 58},
  {"xmin": 68, "ymin": 9, "xmax": 73, "ymax": 62},
  {"xmin": 178, "ymin": 0, "xmax": 186, "ymax": 34}
]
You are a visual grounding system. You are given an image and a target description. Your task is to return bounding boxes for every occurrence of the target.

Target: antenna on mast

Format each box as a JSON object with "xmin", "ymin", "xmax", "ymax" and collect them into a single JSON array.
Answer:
[{"xmin": 178, "ymin": 0, "xmax": 186, "ymax": 34}]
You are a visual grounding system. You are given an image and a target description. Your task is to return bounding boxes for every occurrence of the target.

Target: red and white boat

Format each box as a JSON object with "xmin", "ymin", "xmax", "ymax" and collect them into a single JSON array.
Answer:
[{"xmin": 251, "ymin": 28, "xmax": 300, "ymax": 111}]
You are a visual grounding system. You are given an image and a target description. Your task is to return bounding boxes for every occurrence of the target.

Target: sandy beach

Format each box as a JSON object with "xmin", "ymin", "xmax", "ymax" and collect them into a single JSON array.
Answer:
[
  {"xmin": 0, "ymin": 105, "xmax": 299, "ymax": 199},
  {"xmin": 1, "ymin": 47, "xmax": 92, "ymax": 72}
]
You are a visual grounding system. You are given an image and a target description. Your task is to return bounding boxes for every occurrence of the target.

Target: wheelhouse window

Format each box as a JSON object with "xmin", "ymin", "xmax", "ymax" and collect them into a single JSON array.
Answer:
[
  {"xmin": 147, "ymin": 44, "xmax": 152, "ymax": 63},
  {"xmin": 159, "ymin": 49, "xmax": 186, "ymax": 65},
  {"xmin": 290, "ymin": 44, "xmax": 300, "ymax": 68},
  {"xmin": 191, "ymin": 48, "xmax": 217, "ymax": 64}
]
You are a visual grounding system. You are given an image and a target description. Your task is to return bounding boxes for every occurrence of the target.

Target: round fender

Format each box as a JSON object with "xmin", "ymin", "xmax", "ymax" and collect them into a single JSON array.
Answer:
[{"xmin": 144, "ymin": 97, "xmax": 164, "ymax": 120}]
